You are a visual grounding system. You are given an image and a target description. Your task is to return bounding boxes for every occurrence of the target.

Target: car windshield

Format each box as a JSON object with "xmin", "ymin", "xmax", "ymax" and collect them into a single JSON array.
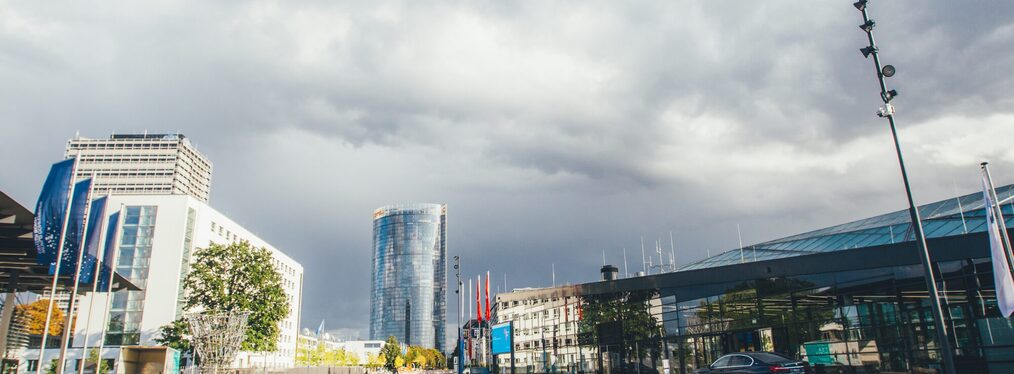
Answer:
[{"xmin": 750, "ymin": 352, "xmax": 793, "ymax": 364}]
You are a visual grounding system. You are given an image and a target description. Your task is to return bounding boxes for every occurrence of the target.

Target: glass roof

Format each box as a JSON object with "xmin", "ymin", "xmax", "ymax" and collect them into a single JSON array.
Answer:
[{"xmin": 680, "ymin": 184, "xmax": 1014, "ymax": 271}]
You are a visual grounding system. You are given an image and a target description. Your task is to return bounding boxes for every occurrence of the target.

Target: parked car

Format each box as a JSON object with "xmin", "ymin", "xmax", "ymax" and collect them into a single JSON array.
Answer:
[{"xmin": 694, "ymin": 352, "xmax": 811, "ymax": 374}]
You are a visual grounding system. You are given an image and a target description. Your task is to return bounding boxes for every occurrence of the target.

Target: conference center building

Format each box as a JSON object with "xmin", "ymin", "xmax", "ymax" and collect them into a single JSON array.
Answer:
[{"xmin": 493, "ymin": 185, "xmax": 1014, "ymax": 374}]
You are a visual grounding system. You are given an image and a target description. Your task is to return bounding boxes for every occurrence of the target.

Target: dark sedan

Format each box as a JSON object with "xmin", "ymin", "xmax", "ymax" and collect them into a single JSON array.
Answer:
[{"xmin": 694, "ymin": 352, "xmax": 811, "ymax": 373}]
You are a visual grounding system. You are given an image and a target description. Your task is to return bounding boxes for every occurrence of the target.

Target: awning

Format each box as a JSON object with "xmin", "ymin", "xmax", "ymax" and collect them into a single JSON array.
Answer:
[{"xmin": 0, "ymin": 190, "xmax": 140, "ymax": 293}]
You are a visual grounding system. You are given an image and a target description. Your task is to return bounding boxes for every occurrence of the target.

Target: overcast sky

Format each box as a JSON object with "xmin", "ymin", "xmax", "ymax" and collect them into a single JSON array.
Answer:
[{"xmin": 3, "ymin": 1, "xmax": 1014, "ymax": 344}]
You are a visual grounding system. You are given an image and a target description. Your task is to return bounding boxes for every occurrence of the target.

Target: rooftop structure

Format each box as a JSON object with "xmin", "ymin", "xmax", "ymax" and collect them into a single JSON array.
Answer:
[{"xmin": 65, "ymin": 133, "xmax": 213, "ymax": 202}]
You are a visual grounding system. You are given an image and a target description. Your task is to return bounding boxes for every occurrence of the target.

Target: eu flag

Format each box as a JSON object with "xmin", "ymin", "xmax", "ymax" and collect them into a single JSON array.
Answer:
[
  {"xmin": 33, "ymin": 159, "xmax": 75, "ymax": 267},
  {"xmin": 77, "ymin": 196, "xmax": 107, "ymax": 284},
  {"xmin": 54, "ymin": 179, "xmax": 92, "ymax": 276},
  {"xmin": 97, "ymin": 211, "xmax": 121, "ymax": 291}
]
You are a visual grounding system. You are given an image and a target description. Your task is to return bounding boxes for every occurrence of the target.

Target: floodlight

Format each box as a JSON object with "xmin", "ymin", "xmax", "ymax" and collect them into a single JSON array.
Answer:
[
  {"xmin": 860, "ymin": 20, "xmax": 875, "ymax": 33},
  {"xmin": 881, "ymin": 64, "xmax": 895, "ymax": 77},
  {"xmin": 881, "ymin": 89, "xmax": 898, "ymax": 102},
  {"xmin": 861, "ymin": 46, "xmax": 877, "ymax": 58},
  {"xmin": 853, "ymin": 1, "xmax": 867, "ymax": 11}
]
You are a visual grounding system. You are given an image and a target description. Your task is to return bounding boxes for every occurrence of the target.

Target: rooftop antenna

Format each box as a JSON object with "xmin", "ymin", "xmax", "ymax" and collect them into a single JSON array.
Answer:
[
  {"xmin": 707, "ymin": 248, "xmax": 711, "ymax": 258},
  {"xmin": 641, "ymin": 236, "xmax": 647, "ymax": 273},
  {"xmin": 623, "ymin": 248, "xmax": 629, "ymax": 278},
  {"xmin": 737, "ymin": 224, "xmax": 745, "ymax": 263},
  {"xmin": 602, "ymin": 250, "xmax": 606, "ymax": 266},
  {"xmin": 552, "ymin": 263, "xmax": 556, "ymax": 287},
  {"xmin": 656, "ymin": 239, "xmax": 663, "ymax": 272},
  {"xmin": 504, "ymin": 273, "xmax": 507, "ymax": 293}
]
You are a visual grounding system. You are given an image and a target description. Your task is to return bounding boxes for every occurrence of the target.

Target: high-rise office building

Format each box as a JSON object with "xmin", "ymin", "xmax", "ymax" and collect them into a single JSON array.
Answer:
[
  {"xmin": 369, "ymin": 204, "xmax": 447, "ymax": 350},
  {"xmin": 65, "ymin": 133, "xmax": 213, "ymax": 202}
]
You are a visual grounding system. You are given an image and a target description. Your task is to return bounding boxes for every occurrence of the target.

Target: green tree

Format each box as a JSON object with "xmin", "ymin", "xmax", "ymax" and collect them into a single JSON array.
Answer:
[
  {"xmin": 346, "ymin": 351, "xmax": 361, "ymax": 366},
  {"xmin": 85, "ymin": 348, "xmax": 110, "ymax": 374},
  {"xmin": 365, "ymin": 353, "xmax": 384, "ymax": 369},
  {"xmin": 154, "ymin": 318, "xmax": 191, "ymax": 352},
  {"xmin": 158, "ymin": 241, "xmax": 289, "ymax": 351},
  {"xmin": 380, "ymin": 336, "xmax": 402, "ymax": 372}
]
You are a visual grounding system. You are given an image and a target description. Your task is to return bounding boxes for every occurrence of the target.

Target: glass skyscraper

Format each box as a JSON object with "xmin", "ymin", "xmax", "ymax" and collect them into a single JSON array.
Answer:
[{"xmin": 370, "ymin": 204, "xmax": 447, "ymax": 350}]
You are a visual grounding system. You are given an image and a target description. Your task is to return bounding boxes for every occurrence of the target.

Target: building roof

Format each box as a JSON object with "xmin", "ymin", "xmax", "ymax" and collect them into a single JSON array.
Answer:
[
  {"xmin": 0, "ymin": 190, "xmax": 139, "ymax": 293},
  {"xmin": 681, "ymin": 184, "xmax": 1014, "ymax": 271}
]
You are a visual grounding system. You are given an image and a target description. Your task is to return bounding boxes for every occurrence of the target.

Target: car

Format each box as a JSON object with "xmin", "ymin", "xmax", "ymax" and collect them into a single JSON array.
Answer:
[{"xmin": 694, "ymin": 352, "xmax": 811, "ymax": 374}]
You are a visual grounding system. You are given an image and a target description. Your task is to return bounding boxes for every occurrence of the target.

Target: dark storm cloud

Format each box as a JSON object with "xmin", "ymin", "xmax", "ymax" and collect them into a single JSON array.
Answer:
[{"xmin": 2, "ymin": 1, "xmax": 1014, "ymax": 344}]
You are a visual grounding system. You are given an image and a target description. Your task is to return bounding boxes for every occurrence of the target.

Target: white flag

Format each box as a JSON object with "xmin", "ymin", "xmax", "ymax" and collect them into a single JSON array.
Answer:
[{"xmin": 983, "ymin": 175, "xmax": 1014, "ymax": 317}]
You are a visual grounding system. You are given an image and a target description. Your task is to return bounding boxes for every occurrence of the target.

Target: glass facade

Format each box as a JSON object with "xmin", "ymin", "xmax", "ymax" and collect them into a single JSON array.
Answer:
[
  {"xmin": 106, "ymin": 205, "xmax": 157, "ymax": 345},
  {"xmin": 370, "ymin": 204, "xmax": 447, "ymax": 350},
  {"xmin": 494, "ymin": 186, "xmax": 1014, "ymax": 374},
  {"xmin": 682, "ymin": 184, "xmax": 1014, "ymax": 270}
]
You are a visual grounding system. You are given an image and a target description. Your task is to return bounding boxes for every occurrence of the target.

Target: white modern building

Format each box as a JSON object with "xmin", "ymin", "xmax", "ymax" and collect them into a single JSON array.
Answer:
[
  {"xmin": 20, "ymin": 194, "xmax": 303, "ymax": 372},
  {"xmin": 66, "ymin": 133, "xmax": 213, "ymax": 203}
]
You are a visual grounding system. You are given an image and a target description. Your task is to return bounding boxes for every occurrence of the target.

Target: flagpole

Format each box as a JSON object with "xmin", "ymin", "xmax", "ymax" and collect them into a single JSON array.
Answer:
[
  {"xmin": 982, "ymin": 163, "xmax": 1014, "ymax": 271},
  {"xmin": 669, "ymin": 231, "xmax": 676, "ymax": 271},
  {"xmin": 38, "ymin": 156, "xmax": 80, "ymax": 374},
  {"xmin": 94, "ymin": 205, "xmax": 124, "ymax": 373},
  {"xmin": 737, "ymin": 224, "xmax": 745, "ymax": 264},
  {"xmin": 78, "ymin": 194, "xmax": 110, "ymax": 374},
  {"xmin": 58, "ymin": 176, "xmax": 96, "ymax": 373}
]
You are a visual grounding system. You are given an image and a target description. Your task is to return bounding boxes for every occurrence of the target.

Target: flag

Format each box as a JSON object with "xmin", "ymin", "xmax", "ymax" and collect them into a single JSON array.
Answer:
[
  {"xmin": 316, "ymin": 320, "xmax": 325, "ymax": 336},
  {"xmin": 476, "ymin": 275, "xmax": 482, "ymax": 322},
  {"xmin": 76, "ymin": 196, "xmax": 107, "ymax": 284},
  {"xmin": 54, "ymin": 179, "xmax": 91, "ymax": 276},
  {"xmin": 984, "ymin": 173, "xmax": 1014, "ymax": 317},
  {"xmin": 484, "ymin": 270, "xmax": 490, "ymax": 322},
  {"xmin": 33, "ymin": 159, "xmax": 75, "ymax": 267},
  {"xmin": 97, "ymin": 210, "xmax": 121, "ymax": 291}
]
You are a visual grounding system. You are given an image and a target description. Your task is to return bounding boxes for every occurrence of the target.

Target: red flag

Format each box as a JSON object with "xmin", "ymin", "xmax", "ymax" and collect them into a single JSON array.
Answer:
[
  {"xmin": 476, "ymin": 274, "xmax": 482, "ymax": 322},
  {"xmin": 577, "ymin": 300, "xmax": 583, "ymax": 320},
  {"xmin": 485, "ymin": 270, "xmax": 491, "ymax": 322}
]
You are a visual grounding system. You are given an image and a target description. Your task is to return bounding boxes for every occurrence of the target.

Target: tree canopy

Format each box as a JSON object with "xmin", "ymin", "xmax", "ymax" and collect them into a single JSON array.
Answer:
[
  {"xmin": 15, "ymin": 299, "xmax": 64, "ymax": 336},
  {"xmin": 155, "ymin": 241, "xmax": 289, "ymax": 352},
  {"xmin": 380, "ymin": 336, "xmax": 402, "ymax": 372}
]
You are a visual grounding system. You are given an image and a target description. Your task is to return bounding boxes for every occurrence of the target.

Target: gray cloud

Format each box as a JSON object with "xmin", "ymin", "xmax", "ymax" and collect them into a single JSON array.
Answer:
[{"xmin": 2, "ymin": 1, "xmax": 1014, "ymax": 344}]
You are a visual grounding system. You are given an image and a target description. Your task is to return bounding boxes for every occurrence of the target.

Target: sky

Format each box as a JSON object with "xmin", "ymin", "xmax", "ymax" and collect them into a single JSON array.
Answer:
[{"xmin": 2, "ymin": 1, "xmax": 1014, "ymax": 345}]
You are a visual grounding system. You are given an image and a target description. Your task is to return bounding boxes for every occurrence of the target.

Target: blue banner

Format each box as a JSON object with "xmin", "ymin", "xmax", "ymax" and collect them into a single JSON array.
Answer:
[
  {"xmin": 53, "ymin": 179, "xmax": 91, "ymax": 276},
  {"xmin": 33, "ymin": 159, "xmax": 75, "ymax": 268},
  {"xmin": 98, "ymin": 211, "xmax": 120, "ymax": 291},
  {"xmin": 77, "ymin": 196, "xmax": 107, "ymax": 285},
  {"xmin": 491, "ymin": 322, "xmax": 512, "ymax": 355}
]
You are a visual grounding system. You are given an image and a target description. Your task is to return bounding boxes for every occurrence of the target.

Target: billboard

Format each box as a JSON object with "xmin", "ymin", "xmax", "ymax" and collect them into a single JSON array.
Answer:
[{"xmin": 490, "ymin": 322, "xmax": 512, "ymax": 355}]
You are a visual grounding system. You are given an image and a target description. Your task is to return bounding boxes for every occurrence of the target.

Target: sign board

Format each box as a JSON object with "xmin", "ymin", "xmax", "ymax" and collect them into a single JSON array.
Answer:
[{"xmin": 490, "ymin": 322, "xmax": 512, "ymax": 355}]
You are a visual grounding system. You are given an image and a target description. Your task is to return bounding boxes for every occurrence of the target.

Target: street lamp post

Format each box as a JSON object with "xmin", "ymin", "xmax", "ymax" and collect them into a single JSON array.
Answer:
[
  {"xmin": 455, "ymin": 256, "xmax": 464, "ymax": 374},
  {"xmin": 852, "ymin": 2, "xmax": 956, "ymax": 374}
]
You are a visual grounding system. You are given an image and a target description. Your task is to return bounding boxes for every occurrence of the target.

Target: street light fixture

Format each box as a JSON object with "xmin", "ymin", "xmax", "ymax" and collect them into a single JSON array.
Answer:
[
  {"xmin": 454, "ymin": 256, "xmax": 464, "ymax": 374},
  {"xmin": 852, "ymin": 3, "xmax": 956, "ymax": 374},
  {"xmin": 859, "ymin": 19, "xmax": 876, "ymax": 33},
  {"xmin": 860, "ymin": 46, "xmax": 877, "ymax": 58},
  {"xmin": 881, "ymin": 64, "xmax": 896, "ymax": 77}
]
